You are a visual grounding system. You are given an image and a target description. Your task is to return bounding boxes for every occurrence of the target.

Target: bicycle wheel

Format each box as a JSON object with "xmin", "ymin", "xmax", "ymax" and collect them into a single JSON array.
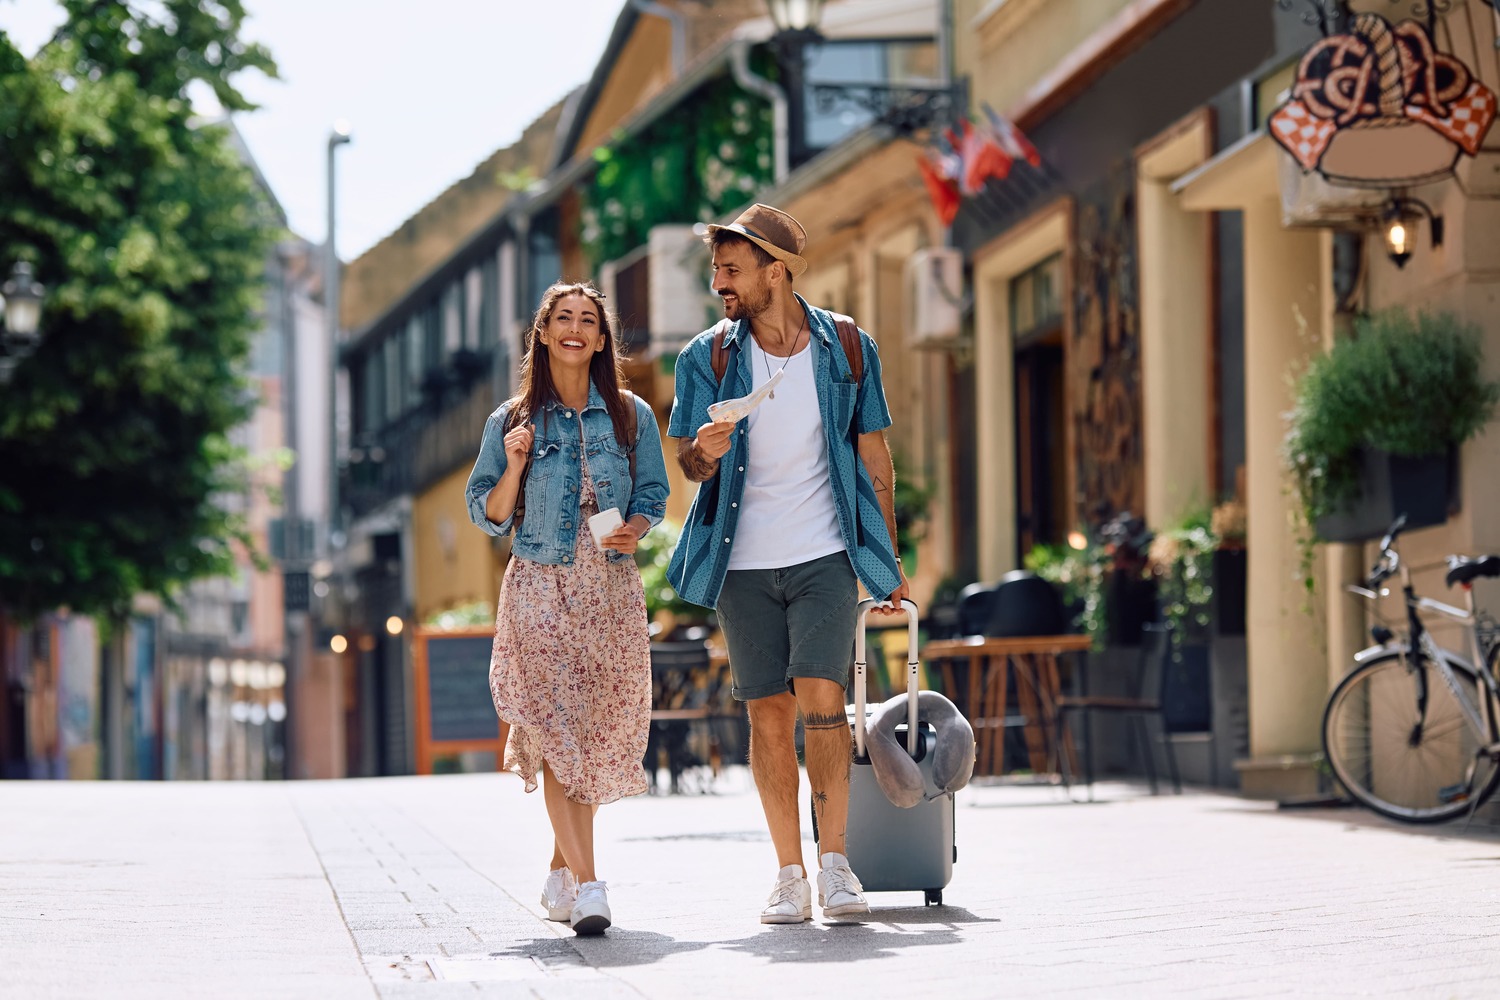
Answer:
[{"xmin": 1323, "ymin": 649, "xmax": 1500, "ymax": 823}]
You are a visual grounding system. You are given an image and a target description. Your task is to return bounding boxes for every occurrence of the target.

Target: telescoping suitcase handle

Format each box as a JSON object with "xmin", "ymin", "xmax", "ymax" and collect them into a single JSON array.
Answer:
[{"xmin": 853, "ymin": 598, "xmax": 920, "ymax": 760}]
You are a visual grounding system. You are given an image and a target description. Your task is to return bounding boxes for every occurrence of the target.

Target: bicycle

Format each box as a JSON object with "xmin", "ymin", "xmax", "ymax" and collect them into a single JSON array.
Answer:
[{"xmin": 1321, "ymin": 515, "xmax": 1500, "ymax": 824}]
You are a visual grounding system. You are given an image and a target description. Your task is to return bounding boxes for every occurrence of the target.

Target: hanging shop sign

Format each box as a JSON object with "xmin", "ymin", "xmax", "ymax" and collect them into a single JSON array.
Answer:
[{"xmin": 1270, "ymin": 11, "xmax": 1496, "ymax": 187}]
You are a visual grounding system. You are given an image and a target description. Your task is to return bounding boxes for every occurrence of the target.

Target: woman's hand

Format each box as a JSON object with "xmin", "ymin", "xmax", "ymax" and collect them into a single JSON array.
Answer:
[
  {"xmin": 600, "ymin": 516, "xmax": 649, "ymax": 555},
  {"xmin": 503, "ymin": 422, "xmax": 534, "ymax": 477}
]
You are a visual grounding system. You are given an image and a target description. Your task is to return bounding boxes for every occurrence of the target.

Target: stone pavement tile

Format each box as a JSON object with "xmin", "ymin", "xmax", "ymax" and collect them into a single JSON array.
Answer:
[{"xmin": 0, "ymin": 781, "xmax": 370, "ymax": 1000}]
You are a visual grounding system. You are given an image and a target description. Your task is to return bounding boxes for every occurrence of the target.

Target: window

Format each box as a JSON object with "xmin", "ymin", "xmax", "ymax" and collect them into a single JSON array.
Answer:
[
  {"xmin": 442, "ymin": 283, "xmax": 463, "ymax": 357},
  {"xmin": 405, "ymin": 316, "xmax": 423, "ymax": 412},
  {"xmin": 1009, "ymin": 253, "xmax": 1063, "ymax": 346},
  {"xmin": 803, "ymin": 39, "xmax": 940, "ymax": 151}
]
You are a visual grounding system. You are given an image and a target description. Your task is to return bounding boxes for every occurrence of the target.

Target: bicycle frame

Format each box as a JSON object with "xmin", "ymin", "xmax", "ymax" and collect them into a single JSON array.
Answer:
[{"xmin": 1348, "ymin": 539, "xmax": 1500, "ymax": 753}]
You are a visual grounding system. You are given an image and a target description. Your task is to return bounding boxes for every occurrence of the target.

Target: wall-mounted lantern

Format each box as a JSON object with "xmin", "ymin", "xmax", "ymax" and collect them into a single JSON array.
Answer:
[{"xmin": 1381, "ymin": 195, "xmax": 1443, "ymax": 269}]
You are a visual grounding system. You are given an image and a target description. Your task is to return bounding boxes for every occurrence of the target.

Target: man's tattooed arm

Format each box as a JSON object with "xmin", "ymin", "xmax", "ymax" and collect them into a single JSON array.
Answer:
[{"xmin": 676, "ymin": 437, "xmax": 720, "ymax": 482}]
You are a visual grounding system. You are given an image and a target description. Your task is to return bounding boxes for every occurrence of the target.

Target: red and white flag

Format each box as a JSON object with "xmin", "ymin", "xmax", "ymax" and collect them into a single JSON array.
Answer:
[{"xmin": 984, "ymin": 104, "xmax": 1042, "ymax": 168}]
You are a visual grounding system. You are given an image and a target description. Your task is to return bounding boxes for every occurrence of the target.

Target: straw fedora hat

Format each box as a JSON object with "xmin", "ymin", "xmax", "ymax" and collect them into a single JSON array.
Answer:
[{"xmin": 705, "ymin": 203, "xmax": 809, "ymax": 278}]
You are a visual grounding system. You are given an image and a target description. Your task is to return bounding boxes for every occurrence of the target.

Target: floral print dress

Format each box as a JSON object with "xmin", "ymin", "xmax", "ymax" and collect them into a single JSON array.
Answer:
[{"xmin": 489, "ymin": 450, "xmax": 651, "ymax": 804}]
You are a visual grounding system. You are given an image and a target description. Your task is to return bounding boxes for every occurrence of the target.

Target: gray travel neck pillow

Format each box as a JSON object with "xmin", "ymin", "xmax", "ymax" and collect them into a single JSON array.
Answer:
[{"xmin": 865, "ymin": 690, "xmax": 976, "ymax": 807}]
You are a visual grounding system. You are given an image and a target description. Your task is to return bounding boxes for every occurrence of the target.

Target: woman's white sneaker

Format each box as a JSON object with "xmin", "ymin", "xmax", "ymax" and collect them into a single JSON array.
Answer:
[
  {"xmin": 570, "ymin": 881, "xmax": 612, "ymax": 935},
  {"xmin": 760, "ymin": 864, "xmax": 812, "ymax": 924},
  {"xmin": 540, "ymin": 867, "xmax": 577, "ymax": 922},
  {"xmin": 816, "ymin": 853, "xmax": 869, "ymax": 920}
]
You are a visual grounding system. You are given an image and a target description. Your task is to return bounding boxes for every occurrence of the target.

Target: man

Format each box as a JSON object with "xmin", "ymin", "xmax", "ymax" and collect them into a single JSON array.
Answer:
[{"xmin": 667, "ymin": 204, "xmax": 909, "ymax": 923}]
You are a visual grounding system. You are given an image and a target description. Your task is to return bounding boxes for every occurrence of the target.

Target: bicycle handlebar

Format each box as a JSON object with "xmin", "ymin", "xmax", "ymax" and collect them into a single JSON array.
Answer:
[{"xmin": 1366, "ymin": 514, "xmax": 1409, "ymax": 590}]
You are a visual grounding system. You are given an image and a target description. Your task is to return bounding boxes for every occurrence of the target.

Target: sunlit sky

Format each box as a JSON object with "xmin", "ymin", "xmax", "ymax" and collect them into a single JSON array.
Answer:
[{"xmin": 1, "ymin": 0, "xmax": 624, "ymax": 261}]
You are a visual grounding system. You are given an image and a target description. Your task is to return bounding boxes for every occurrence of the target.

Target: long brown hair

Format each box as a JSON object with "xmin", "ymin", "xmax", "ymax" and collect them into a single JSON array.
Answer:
[{"xmin": 508, "ymin": 281, "xmax": 633, "ymax": 446}]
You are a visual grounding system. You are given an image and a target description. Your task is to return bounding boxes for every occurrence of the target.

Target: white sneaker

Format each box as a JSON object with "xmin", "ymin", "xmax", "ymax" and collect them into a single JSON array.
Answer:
[
  {"xmin": 571, "ymin": 881, "xmax": 612, "ymax": 935},
  {"xmin": 760, "ymin": 864, "xmax": 812, "ymax": 924},
  {"xmin": 817, "ymin": 852, "xmax": 869, "ymax": 920},
  {"xmin": 540, "ymin": 867, "xmax": 577, "ymax": 922}
]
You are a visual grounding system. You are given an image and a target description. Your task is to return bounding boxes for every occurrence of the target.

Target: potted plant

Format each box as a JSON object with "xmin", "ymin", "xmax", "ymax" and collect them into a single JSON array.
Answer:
[
  {"xmin": 1284, "ymin": 310, "xmax": 1500, "ymax": 554},
  {"xmin": 1210, "ymin": 498, "xmax": 1247, "ymax": 635},
  {"xmin": 1147, "ymin": 505, "xmax": 1219, "ymax": 660},
  {"xmin": 635, "ymin": 518, "xmax": 715, "ymax": 640},
  {"xmin": 1023, "ymin": 538, "xmax": 1104, "ymax": 646}
]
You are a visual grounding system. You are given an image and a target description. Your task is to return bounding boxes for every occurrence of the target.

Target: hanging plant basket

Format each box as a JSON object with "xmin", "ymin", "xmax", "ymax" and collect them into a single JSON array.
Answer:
[{"xmin": 1312, "ymin": 447, "xmax": 1454, "ymax": 543}]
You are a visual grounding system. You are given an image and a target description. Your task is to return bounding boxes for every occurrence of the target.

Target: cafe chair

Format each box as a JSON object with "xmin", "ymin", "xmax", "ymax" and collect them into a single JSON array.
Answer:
[
  {"xmin": 956, "ymin": 581, "xmax": 998, "ymax": 637},
  {"xmin": 645, "ymin": 640, "xmax": 714, "ymax": 794},
  {"xmin": 977, "ymin": 571, "xmax": 1072, "ymax": 776},
  {"xmin": 1054, "ymin": 621, "xmax": 1182, "ymax": 800}
]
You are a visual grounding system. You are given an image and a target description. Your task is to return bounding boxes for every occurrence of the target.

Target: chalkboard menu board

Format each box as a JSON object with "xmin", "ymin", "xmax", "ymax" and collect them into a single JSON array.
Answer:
[{"xmin": 412, "ymin": 628, "xmax": 507, "ymax": 774}]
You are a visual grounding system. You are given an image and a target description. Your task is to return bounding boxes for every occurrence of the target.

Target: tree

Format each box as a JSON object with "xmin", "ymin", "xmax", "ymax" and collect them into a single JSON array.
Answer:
[{"xmin": 0, "ymin": 1, "xmax": 279, "ymax": 621}]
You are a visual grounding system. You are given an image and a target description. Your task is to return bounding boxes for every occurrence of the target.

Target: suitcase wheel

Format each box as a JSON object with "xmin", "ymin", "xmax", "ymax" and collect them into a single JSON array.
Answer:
[{"xmin": 924, "ymin": 889, "xmax": 942, "ymax": 907}]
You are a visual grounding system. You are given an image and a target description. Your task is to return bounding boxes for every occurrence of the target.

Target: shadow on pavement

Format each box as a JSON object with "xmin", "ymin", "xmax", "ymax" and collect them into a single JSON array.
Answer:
[
  {"xmin": 715, "ymin": 907, "xmax": 998, "ymax": 964},
  {"xmin": 617, "ymin": 829, "xmax": 770, "ymax": 843},
  {"xmin": 493, "ymin": 907, "xmax": 1001, "ymax": 969}
]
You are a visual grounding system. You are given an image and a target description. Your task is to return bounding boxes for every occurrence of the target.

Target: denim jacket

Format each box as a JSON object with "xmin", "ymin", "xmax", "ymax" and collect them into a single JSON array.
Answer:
[
  {"xmin": 665, "ymin": 294, "xmax": 901, "ymax": 608},
  {"xmin": 466, "ymin": 386, "xmax": 669, "ymax": 566}
]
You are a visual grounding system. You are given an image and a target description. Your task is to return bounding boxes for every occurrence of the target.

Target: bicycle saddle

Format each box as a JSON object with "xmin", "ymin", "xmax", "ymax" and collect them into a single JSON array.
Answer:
[{"xmin": 1444, "ymin": 554, "xmax": 1500, "ymax": 588}]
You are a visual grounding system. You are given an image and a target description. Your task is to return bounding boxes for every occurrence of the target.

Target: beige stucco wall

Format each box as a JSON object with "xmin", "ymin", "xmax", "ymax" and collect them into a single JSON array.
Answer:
[
  {"xmin": 965, "ymin": 0, "xmax": 1136, "ymax": 117},
  {"xmin": 412, "ymin": 466, "xmax": 501, "ymax": 624},
  {"xmin": 1178, "ymin": 136, "xmax": 1328, "ymax": 795},
  {"xmin": 1137, "ymin": 115, "xmax": 1213, "ymax": 529},
  {"xmin": 970, "ymin": 201, "xmax": 1072, "ymax": 579}
]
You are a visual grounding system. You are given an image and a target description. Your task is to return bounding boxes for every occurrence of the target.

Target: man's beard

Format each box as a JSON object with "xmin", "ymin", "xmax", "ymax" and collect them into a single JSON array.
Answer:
[{"xmin": 720, "ymin": 282, "xmax": 771, "ymax": 321}]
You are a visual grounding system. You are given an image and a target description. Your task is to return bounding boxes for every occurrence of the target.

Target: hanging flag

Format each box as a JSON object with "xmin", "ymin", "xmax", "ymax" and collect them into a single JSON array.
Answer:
[
  {"xmin": 916, "ymin": 151, "xmax": 961, "ymax": 227},
  {"xmin": 983, "ymin": 103, "xmax": 1043, "ymax": 168},
  {"xmin": 972, "ymin": 118, "xmax": 1014, "ymax": 190}
]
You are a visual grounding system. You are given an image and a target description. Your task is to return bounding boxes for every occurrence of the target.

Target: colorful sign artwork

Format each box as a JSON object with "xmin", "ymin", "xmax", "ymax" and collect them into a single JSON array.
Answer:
[{"xmin": 1270, "ymin": 12, "xmax": 1496, "ymax": 187}]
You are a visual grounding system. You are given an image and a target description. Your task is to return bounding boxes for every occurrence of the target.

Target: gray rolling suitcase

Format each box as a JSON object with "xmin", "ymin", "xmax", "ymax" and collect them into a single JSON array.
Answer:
[{"xmin": 841, "ymin": 599, "xmax": 956, "ymax": 906}]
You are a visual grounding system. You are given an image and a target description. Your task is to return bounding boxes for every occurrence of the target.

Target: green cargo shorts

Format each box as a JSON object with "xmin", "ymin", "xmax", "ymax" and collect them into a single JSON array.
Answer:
[{"xmin": 715, "ymin": 552, "xmax": 858, "ymax": 701}]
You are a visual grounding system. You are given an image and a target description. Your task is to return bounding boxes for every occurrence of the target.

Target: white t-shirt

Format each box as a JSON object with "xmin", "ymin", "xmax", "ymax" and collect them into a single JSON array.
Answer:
[{"xmin": 727, "ymin": 337, "xmax": 846, "ymax": 571}]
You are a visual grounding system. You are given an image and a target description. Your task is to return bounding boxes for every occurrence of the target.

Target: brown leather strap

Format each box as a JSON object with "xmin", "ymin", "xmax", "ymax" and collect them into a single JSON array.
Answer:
[{"xmin": 711, "ymin": 314, "xmax": 863, "ymax": 385}]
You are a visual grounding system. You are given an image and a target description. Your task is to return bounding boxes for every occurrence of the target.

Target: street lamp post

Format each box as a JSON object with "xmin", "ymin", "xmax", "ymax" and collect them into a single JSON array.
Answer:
[
  {"xmin": 0, "ymin": 262, "xmax": 46, "ymax": 384},
  {"xmin": 325, "ymin": 121, "xmax": 352, "ymax": 560},
  {"xmin": 766, "ymin": 0, "xmax": 826, "ymax": 168}
]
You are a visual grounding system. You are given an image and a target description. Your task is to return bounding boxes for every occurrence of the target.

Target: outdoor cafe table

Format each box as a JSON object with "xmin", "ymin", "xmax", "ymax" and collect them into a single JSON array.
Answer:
[{"xmin": 920, "ymin": 634, "xmax": 1093, "ymax": 779}]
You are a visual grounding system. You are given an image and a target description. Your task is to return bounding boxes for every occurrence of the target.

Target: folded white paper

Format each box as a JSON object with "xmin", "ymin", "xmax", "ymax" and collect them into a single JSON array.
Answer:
[{"xmin": 706, "ymin": 368, "xmax": 784, "ymax": 425}]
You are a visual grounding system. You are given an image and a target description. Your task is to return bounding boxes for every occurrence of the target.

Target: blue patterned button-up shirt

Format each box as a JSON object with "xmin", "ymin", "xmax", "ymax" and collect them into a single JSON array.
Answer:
[{"xmin": 666, "ymin": 294, "xmax": 902, "ymax": 609}]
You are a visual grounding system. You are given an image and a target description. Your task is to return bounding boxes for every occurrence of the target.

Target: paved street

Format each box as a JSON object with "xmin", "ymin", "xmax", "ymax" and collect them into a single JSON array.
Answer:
[{"xmin": 4, "ymin": 770, "xmax": 1500, "ymax": 999}]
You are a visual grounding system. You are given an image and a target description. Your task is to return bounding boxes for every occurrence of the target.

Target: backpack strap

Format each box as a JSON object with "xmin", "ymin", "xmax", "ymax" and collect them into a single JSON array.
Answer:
[
  {"xmin": 502, "ymin": 403, "xmax": 532, "ymax": 528},
  {"xmin": 832, "ymin": 315, "xmax": 868, "ymax": 546},
  {"xmin": 623, "ymin": 390, "xmax": 639, "ymax": 487},
  {"xmin": 709, "ymin": 318, "xmax": 735, "ymax": 383},
  {"xmin": 829, "ymin": 313, "xmax": 864, "ymax": 386}
]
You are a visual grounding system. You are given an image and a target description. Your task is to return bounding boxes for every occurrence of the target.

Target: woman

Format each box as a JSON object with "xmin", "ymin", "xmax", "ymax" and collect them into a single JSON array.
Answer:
[{"xmin": 465, "ymin": 281, "xmax": 669, "ymax": 936}]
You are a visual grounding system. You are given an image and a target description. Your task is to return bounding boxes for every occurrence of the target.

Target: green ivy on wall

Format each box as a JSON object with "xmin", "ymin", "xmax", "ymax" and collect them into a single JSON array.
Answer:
[{"xmin": 582, "ymin": 56, "xmax": 777, "ymax": 266}]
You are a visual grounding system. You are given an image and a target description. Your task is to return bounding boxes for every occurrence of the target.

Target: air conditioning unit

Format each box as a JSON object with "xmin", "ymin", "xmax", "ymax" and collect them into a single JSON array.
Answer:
[
  {"xmin": 904, "ymin": 247, "xmax": 964, "ymax": 347},
  {"xmin": 648, "ymin": 225, "xmax": 717, "ymax": 358}
]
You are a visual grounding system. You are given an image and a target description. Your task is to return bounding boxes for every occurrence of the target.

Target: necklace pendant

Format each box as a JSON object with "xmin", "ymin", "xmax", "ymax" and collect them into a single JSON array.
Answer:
[{"xmin": 768, "ymin": 388, "xmax": 775, "ymax": 400}]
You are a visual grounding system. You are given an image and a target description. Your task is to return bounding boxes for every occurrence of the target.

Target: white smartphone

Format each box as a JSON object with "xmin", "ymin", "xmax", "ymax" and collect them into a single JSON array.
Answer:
[{"xmin": 588, "ymin": 507, "xmax": 625, "ymax": 549}]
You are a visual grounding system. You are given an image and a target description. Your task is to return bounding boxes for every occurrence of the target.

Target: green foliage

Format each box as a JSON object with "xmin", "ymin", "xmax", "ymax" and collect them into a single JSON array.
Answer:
[
  {"xmin": 892, "ymin": 450, "xmax": 935, "ymax": 561},
  {"xmin": 424, "ymin": 602, "xmax": 494, "ymax": 630},
  {"xmin": 635, "ymin": 518, "xmax": 704, "ymax": 624},
  {"xmin": 581, "ymin": 58, "xmax": 775, "ymax": 264},
  {"xmin": 1147, "ymin": 505, "xmax": 1218, "ymax": 660},
  {"xmin": 1024, "ymin": 539, "xmax": 1107, "ymax": 650},
  {"xmin": 1284, "ymin": 309, "xmax": 1500, "ymax": 526},
  {"xmin": 0, "ymin": 2, "xmax": 279, "ymax": 622}
]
